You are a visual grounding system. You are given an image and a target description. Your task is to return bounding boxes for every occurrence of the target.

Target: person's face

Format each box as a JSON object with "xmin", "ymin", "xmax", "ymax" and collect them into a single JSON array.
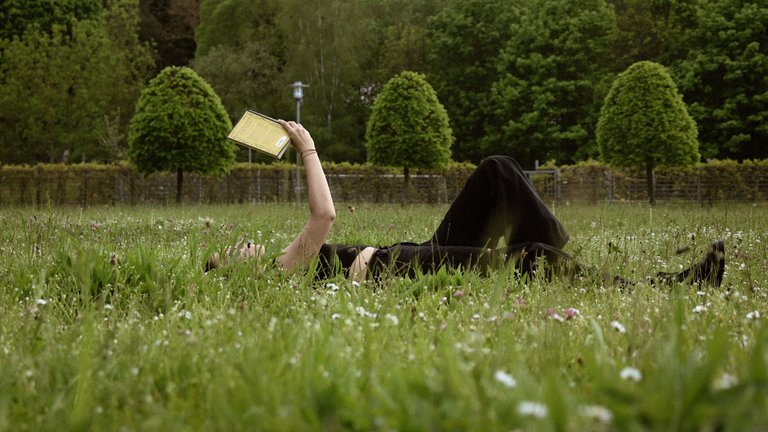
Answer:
[
  {"xmin": 238, "ymin": 241, "xmax": 265, "ymax": 260},
  {"xmin": 206, "ymin": 241, "xmax": 266, "ymax": 272}
]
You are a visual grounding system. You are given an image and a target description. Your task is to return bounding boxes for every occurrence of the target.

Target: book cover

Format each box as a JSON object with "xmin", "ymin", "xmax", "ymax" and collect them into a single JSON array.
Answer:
[{"xmin": 227, "ymin": 111, "xmax": 291, "ymax": 158}]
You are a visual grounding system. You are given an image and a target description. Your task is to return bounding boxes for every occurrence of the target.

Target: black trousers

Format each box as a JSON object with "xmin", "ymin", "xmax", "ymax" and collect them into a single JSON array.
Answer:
[
  {"xmin": 368, "ymin": 156, "xmax": 574, "ymax": 278},
  {"xmin": 428, "ymin": 155, "xmax": 568, "ymax": 249}
]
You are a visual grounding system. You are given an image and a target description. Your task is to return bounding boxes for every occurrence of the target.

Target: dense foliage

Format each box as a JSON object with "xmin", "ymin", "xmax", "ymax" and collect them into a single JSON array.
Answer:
[
  {"xmin": 366, "ymin": 71, "xmax": 453, "ymax": 171},
  {"xmin": 192, "ymin": 0, "xmax": 288, "ymax": 163},
  {"xmin": 1, "ymin": 0, "xmax": 766, "ymax": 165},
  {"xmin": 0, "ymin": 0, "xmax": 102, "ymax": 40},
  {"xmin": 0, "ymin": 0, "xmax": 153, "ymax": 164},
  {"xmin": 597, "ymin": 61, "xmax": 699, "ymax": 205},
  {"xmin": 426, "ymin": 0, "xmax": 521, "ymax": 163},
  {"xmin": 672, "ymin": 0, "xmax": 768, "ymax": 160},
  {"xmin": 485, "ymin": 0, "xmax": 615, "ymax": 167},
  {"xmin": 138, "ymin": 0, "xmax": 199, "ymax": 70},
  {"xmin": 128, "ymin": 66, "xmax": 235, "ymax": 202}
]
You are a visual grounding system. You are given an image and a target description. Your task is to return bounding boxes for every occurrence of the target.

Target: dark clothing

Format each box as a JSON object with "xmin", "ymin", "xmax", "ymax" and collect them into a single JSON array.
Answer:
[
  {"xmin": 427, "ymin": 156, "xmax": 568, "ymax": 250},
  {"xmin": 315, "ymin": 156, "xmax": 725, "ymax": 287},
  {"xmin": 315, "ymin": 243, "xmax": 369, "ymax": 280},
  {"xmin": 316, "ymin": 156, "xmax": 573, "ymax": 279},
  {"xmin": 367, "ymin": 241, "xmax": 577, "ymax": 280}
]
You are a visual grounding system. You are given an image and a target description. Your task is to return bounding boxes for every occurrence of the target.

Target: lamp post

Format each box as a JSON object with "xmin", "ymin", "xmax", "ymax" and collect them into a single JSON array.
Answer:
[{"xmin": 291, "ymin": 81, "xmax": 308, "ymax": 204}]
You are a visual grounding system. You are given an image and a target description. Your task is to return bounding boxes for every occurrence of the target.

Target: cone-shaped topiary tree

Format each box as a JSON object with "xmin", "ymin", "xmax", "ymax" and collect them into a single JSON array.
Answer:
[
  {"xmin": 128, "ymin": 66, "xmax": 235, "ymax": 203},
  {"xmin": 597, "ymin": 61, "xmax": 699, "ymax": 206},
  {"xmin": 366, "ymin": 71, "xmax": 453, "ymax": 202}
]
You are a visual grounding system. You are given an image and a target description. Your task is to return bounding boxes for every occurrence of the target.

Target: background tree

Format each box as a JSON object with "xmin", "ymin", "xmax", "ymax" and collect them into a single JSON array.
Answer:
[
  {"xmin": 278, "ymin": 0, "xmax": 375, "ymax": 163},
  {"xmin": 486, "ymin": 0, "xmax": 616, "ymax": 168},
  {"xmin": 597, "ymin": 61, "xmax": 699, "ymax": 206},
  {"xmin": 99, "ymin": 0, "xmax": 157, "ymax": 160},
  {"xmin": 128, "ymin": 66, "xmax": 235, "ymax": 203},
  {"xmin": 0, "ymin": 0, "xmax": 102, "ymax": 40},
  {"xmin": 672, "ymin": 0, "xmax": 768, "ymax": 160},
  {"xmin": 138, "ymin": 0, "xmax": 199, "ymax": 70},
  {"xmin": 193, "ymin": 0, "xmax": 288, "ymax": 162},
  {"xmin": 193, "ymin": 0, "xmax": 382, "ymax": 163},
  {"xmin": 427, "ymin": 0, "xmax": 521, "ymax": 163},
  {"xmin": 366, "ymin": 71, "xmax": 453, "ymax": 201},
  {"xmin": 365, "ymin": 0, "xmax": 441, "ymax": 80},
  {"xmin": 0, "ymin": 0, "xmax": 153, "ymax": 164},
  {"xmin": 608, "ymin": 0, "xmax": 699, "ymax": 71}
]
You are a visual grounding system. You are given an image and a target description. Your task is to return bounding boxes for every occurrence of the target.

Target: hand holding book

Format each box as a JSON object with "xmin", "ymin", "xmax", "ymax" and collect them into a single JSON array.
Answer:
[{"xmin": 276, "ymin": 119, "xmax": 317, "ymax": 160}]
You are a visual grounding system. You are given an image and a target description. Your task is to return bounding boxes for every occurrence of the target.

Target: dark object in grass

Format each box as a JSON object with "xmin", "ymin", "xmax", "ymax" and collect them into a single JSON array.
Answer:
[{"xmin": 655, "ymin": 240, "xmax": 726, "ymax": 287}]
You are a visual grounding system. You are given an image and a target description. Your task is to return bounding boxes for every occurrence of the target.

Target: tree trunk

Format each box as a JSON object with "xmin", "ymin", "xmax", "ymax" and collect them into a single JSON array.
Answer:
[
  {"xmin": 645, "ymin": 158, "xmax": 656, "ymax": 207},
  {"xmin": 402, "ymin": 166, "xmax": 411, "ymax": 204},
  {"xmin": 176, "ymin": 169, "xmax": 183, "ymax": 204}
]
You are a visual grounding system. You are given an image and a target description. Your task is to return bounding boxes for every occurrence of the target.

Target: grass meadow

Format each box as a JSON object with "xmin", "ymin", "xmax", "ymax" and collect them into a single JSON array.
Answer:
[{"xmin": 1, "ymin": 202, "xmax": 767, "ymax": 431}]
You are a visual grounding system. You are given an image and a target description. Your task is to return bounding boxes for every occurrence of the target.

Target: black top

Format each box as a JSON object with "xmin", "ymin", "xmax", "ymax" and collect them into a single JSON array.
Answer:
[
  {"xmin": 315, "ymin": 242, "xmax": 510, "ymax": 280},
  {"xmin": 315, "ymin": 243, "xmax": 371, "ymax": 279}
]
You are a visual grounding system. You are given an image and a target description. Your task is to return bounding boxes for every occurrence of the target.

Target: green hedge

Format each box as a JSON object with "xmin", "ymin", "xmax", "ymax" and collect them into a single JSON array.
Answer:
[{"xmin": 1, "ymin": 159, "xmax": 767, "ymax": 206}]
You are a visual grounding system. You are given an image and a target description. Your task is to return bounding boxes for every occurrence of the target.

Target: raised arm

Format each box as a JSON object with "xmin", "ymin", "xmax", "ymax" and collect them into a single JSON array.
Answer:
[{"xmin": 275, "ymin": 120, "xmax": 336, "ymax": 272}]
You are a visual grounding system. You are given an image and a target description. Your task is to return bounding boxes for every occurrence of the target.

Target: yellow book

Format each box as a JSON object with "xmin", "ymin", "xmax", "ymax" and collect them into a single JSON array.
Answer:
[{"xmin": 227, "ymin": 111, "xmax": 291, "ymax": 158}]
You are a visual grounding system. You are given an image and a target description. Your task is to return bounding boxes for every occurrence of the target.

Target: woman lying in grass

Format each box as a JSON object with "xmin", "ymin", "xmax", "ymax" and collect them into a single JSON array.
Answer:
[{"xmin": 207, "ymin": 121, "xmax": 725, "ymax": 287}]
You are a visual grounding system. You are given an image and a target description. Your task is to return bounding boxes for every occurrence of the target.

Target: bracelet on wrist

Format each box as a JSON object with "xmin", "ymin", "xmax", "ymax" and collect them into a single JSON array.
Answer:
[{"xmin": 300, "ymin": 149, "xmax": 317, "ymax": 159}]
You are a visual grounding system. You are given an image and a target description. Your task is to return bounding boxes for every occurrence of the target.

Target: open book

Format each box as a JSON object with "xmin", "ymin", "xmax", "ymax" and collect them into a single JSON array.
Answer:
[{"xmin": 227, "ymin": 111, "xmax": 291, "ymax": 158}]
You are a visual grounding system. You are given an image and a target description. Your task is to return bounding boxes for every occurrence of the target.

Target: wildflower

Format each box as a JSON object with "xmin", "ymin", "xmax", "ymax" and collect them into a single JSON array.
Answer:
[
  {"xmin": 201, "ymin": 217, "xmax": 214, "ymax": 228},
  {"xmin": 564, "ymin": 308, "xmax": 580, "ymax": 320},
  {"xmin": 746, "ymin": 311, "xmax": 761, "ymax": 320},
  {"xmin": 351, "ymin": 281, "xmax": 360, "ymax": 288},
  {"xmin": 355, "ymin": 306, "xmax": 376, "ymax": 318},
  {"xmin": 494, "ymin": 370, "xmax": 517, "ymax": 388},
  {"xmin": 713, "ymin": 372, "xmax": 738, "ymax": 390},
  {"xmin": 517, "ymin": 401, "xmax": 548, "ymax": 418},
  {"xmin": 453, "ymin": 290, "xmax": 465, "ymax": 298},
  {"xmin": 179, "ymin": 310, "xmax": 192, "ymax": 320},
  {"xmin": 36, "ymin": 298, "xmax": 47, "ymax": 306},
  {"xmin": 331, "ymin": 313, "xmax": 341, "ymax": 320},
  {"xmin": 620, "ymin": 367, "xmax": 642, "ymax": 382},
  {"xmin": 692, "ymin": 305, "xmax": 708, "ymax": 314},
  {"xmin": 580, "ymin": 405, "xmax": 613, "ymax": 424},
  {"xmin": 547, "ymin": 308, "xmax": 565, "ymax": 323},
  {"xmin": 385, "ymin": 314, "xmax": 399, "ymax": 326},
  {"xmin": 610, "ymin": 320, "xmax": 626, "ymax": 334},
  {"xmin": 326, "ymin": 283, "xmax": 339, "ymax": 291}
]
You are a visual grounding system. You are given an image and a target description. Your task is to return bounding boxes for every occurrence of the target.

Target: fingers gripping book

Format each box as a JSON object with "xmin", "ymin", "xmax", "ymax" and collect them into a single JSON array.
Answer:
[{"xmin": 227, "ymin": 111, "xmax": 291, "ymax": 158}]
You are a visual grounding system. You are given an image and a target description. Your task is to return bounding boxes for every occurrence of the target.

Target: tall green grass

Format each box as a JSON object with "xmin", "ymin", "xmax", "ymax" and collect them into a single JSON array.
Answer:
[{"xmin": 0, "ymin": 203, "xmax": 766, "ymax": 431}]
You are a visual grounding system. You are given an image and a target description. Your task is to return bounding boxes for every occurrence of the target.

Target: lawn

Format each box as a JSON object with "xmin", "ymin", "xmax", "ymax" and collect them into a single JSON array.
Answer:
[{"xmin": 0, "ymin": 203, "xmax": 766, "ymax": 431}]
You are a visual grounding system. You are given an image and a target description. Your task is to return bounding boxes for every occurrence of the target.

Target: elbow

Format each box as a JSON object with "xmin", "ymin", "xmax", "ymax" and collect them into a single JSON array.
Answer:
[
  {"xmin": 325, "ymin": 209, "xmax": 337, "ymax": 224},
  {"xmin": 312, "ymin": 208, "xmax": 336, "ymax": 225}
]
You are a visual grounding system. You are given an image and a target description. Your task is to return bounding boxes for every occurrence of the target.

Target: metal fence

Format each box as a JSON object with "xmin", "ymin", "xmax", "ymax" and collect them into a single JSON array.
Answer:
[{"xmin": 2, "ymin": 163, "xmax": 767, "ymax": 206}]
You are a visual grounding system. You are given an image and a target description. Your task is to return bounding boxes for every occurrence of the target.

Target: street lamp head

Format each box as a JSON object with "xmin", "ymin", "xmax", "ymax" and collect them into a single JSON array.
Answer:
[{"xmin": 292, "ymin": 81, "xmax": 305, "ymax": 101}]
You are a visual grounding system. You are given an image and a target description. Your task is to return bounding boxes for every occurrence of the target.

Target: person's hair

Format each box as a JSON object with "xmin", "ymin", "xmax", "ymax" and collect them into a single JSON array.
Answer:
[{"xmin": 204, "ymin": 255, "xmax": 219, "ymax": 272}]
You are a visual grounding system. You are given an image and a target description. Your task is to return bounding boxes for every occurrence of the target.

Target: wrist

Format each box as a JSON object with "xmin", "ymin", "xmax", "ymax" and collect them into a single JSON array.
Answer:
[{"xmin": 300, "ymin": 148, "xmax": 318, "ymax": 159}]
